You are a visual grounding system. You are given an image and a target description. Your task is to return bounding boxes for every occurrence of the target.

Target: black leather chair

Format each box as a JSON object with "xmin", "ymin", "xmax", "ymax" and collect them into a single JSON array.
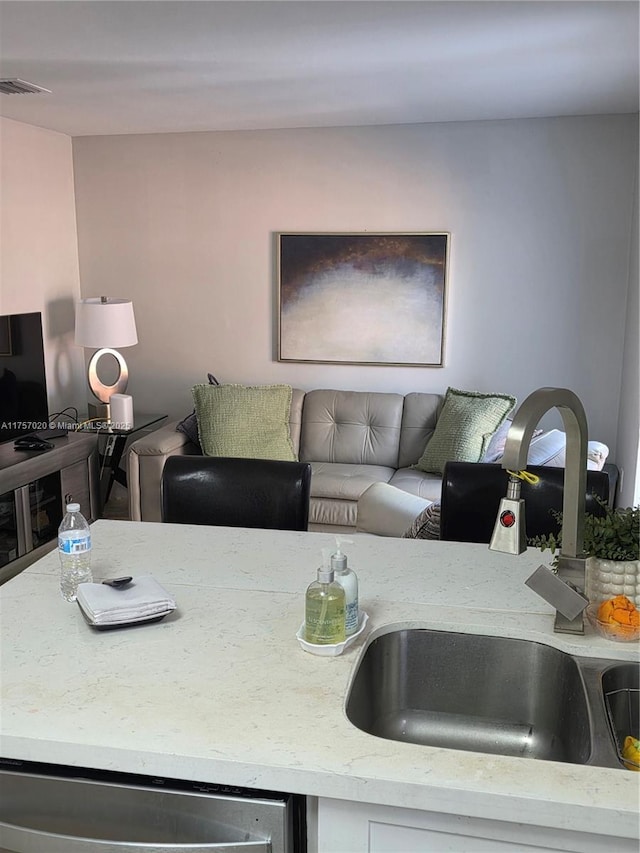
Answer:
[
  {"xmin": 440, "ymin": 461, "xmax": 610, "ymax": 544},
  {"xmin": 161, "ymin": 456, "xmax": 312, "ymax": 531}
]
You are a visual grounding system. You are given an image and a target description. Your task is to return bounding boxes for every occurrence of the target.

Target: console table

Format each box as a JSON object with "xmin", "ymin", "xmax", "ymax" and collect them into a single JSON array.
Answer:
[{"xmin": 0, "ymin": 432, "xmax": 99, "ymax": 584}]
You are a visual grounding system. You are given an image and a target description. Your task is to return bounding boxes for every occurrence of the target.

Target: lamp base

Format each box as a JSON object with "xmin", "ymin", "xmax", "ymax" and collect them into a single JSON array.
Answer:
[
  {"xmin": 87, "ymin": 347, "xmax": 129, "ymax": 423},
  {"xmin": 88, "ymin": 401, "xmax": 110, "ymax": 422}
]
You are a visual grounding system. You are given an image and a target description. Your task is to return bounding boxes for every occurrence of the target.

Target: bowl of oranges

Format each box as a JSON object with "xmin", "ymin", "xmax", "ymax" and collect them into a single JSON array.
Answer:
[{"xmin": 585, "ymin": 594, "xmax": 640, "ymax": 642}]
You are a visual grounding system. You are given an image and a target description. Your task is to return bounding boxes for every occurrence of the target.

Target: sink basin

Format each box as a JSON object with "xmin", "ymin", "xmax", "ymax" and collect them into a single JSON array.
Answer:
[
  {"xmin": 346, "ymin": 629, "xmax": 592, "ymax": 764},
  {"xmin": 601, "ymin": 663, "xmax": 639, "ymax": 769}
]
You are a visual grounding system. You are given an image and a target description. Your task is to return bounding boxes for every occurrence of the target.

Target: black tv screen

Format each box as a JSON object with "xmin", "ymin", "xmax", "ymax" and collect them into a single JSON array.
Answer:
[{"xmin": 0, "ymin": 312, "xmax": 50, "ymax": 443}]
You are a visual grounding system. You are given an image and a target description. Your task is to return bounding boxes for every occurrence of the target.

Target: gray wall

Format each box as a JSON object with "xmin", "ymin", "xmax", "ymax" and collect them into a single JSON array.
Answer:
[
  {"xmin": 0, "ymin": 117, "xmax": 86, "ymax": 417},
  {"xmin": 72, "ymin": 114, "xmax": 638, "ymax": 484},
  {"xmin": 616, "ymin": 164, "xmax": 639, "ymax": 507}
]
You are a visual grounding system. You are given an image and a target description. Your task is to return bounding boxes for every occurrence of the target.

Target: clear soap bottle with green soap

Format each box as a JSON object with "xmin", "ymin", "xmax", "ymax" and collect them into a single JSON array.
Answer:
[{"xmin": 305, "ymin": 558, "xmax": 346, "ymax": 645}]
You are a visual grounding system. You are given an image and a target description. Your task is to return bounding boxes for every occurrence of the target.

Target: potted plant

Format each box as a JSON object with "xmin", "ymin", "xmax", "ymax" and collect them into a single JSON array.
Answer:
[{"xmin": 531, "ymin": 499, "xmax": 639, "ymax": 607}]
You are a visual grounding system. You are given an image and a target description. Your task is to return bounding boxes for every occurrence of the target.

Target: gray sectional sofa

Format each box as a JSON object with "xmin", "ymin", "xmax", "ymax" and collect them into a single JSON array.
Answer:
[
  {"xmin": 128, "ymin": 388, "xmax": 446, "ymax": 530},
  {"xmin": 127, "ymin": 386, "xmax": 613, "ymax": 533}
]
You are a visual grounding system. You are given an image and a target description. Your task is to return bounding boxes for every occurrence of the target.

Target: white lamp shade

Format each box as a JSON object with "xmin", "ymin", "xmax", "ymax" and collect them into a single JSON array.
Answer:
[{"xmin": 75, "ymin": 298, "xmax": 138, "ymax": 348}]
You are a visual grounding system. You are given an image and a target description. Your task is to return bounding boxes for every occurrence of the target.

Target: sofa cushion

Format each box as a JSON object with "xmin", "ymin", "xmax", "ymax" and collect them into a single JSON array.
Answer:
[
  {"xmin": 389, "ymin": 467, "xmax": 444, "ymax": 502},
  {"xmin": 310, "ymin": 461, "xmax": 396, "ymax": 501},
  {"xmin": 397, "ymin": 392, "xmax": 443, "ymax": 468},
  {"xmin": 192, "ymin": 383, "xmax": 297, "ymax": 461},
  {"xmin": 414, "ymin": 387, "xmax": 516, "ymax": 475},
  {"xmin": 289, "ymin": 388, "xmax": 305, "ymax": 456},
  {"xmin": 309, "ymin": 497, "xmax": 359, "ymax": 529},
  {"xmin": 300, "ymin": 390, "xmax": 404, "ymax": 467}
]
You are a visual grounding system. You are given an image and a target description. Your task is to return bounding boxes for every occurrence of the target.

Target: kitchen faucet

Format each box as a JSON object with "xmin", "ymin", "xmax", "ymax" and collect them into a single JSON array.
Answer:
[{"xmin": 490, "ymin": 387, "xmax": 590, "ymax": 634}]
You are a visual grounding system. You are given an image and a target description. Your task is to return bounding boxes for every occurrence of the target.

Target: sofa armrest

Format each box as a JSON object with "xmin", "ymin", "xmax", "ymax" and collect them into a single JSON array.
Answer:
[
  {"xmin": 127, "ymin": 421, "xmax": 200, "ymax": 522},
  {"xmin": 356, "ymin": 482, "xmax": 431, "ymax": 537}
]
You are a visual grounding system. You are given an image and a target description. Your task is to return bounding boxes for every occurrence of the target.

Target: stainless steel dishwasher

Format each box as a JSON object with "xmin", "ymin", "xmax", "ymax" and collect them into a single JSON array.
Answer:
[{"xmin": 0, "ymin": 761, "xmax": 305, "ymax": 852}]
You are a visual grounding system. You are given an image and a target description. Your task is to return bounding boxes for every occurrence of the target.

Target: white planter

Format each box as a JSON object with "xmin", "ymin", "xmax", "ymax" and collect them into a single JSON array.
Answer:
[{"xmin": 585, "ymin": 556, "xmax": 640, "ymax": 606}]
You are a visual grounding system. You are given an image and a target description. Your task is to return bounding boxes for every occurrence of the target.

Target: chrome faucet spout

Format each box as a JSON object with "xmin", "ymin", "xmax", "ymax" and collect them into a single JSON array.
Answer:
[
  {"xmin": 501, "ymin": 388, "xmax": 588, "ymax": 558},
  {"xmin": 493, "ymin": 387, "xmax": 590, "ymax": 634}
]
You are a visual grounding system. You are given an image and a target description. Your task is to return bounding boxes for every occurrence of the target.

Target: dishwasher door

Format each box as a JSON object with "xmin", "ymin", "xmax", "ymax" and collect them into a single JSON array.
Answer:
[{"xmin": 0, "ymin": 768, "xmax": 300, "ymax": 852}]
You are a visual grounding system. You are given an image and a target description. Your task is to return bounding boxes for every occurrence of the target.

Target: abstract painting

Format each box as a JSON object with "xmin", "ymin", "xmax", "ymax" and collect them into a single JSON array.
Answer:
[{"xmin": 277, "ymin": 233, "xmax": 449, "ymax": 366}]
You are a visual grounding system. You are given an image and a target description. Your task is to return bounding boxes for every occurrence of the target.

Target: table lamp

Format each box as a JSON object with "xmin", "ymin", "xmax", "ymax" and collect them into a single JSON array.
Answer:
[{"xmin": 75, "ymin": 297, "xmax": 138, "ymax": 420}]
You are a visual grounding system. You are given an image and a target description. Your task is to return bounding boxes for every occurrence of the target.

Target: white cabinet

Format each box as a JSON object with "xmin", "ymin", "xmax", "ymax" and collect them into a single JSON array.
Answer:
[{"xmin": 316, "ymin": 797, "xmax": 637, "ymax": 853}]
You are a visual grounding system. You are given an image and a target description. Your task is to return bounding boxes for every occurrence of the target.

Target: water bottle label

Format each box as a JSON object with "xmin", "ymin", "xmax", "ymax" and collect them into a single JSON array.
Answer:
[
  {"xmin": 59, "ymin": 535, "xmax": 91, "ymax": 554},
  {"xmin": 345, "ymin": 600, "xmax": 359, "ymax": 633}
]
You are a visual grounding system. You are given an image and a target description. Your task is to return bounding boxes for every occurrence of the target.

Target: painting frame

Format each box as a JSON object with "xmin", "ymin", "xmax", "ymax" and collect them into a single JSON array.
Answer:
[{"xmin": 277, "ymin": 232, "xmax": 449, "ymax": 367}]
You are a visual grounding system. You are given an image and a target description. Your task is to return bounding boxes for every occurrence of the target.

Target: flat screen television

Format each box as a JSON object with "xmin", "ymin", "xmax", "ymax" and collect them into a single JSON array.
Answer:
[{"xmin": 0, "ymin": 312, "xmax": 50, "ymax": 443}]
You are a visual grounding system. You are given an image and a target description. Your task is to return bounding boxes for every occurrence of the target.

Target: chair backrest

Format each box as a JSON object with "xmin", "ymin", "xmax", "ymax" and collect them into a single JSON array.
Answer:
[
  {"xmin": 161, "ymin": 456, "xmax": 312, "ymax": 531},
  {"xmin": 440, "ymin": 461, "xmax": 610, "ymax": 544}
]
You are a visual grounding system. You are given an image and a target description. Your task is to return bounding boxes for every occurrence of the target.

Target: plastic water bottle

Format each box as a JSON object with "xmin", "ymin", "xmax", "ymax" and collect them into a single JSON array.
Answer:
[{"xmin": 58, "ymin": 503, "xmax": 92, "ymax": 601}]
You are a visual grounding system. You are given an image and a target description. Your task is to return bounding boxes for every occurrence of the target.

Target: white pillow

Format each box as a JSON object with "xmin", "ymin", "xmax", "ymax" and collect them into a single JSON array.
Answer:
[
  {"xmin": 524, "ymin": 430, "xmax": 609, "ymax": 470},
  {"xmin": 587, "ymin": 440, "xmax": 610, "ymax": 470},
  {"xmin": 542, "ymin": 439, "xmax": 610, "ymax": 471},
  {"xmin": 525, "ymin": 429, "xmax": 568, "ymax": 466}
]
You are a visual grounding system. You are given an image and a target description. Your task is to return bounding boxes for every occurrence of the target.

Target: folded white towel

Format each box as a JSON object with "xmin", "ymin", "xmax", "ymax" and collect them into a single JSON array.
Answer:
[{"xmin": 76, "ymin": 575, "xmax": 176, "ymax": 625}]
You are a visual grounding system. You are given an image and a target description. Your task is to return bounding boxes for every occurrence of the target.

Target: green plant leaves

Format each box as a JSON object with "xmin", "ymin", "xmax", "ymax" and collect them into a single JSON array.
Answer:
[{"xmin": 528, "ymin": 500, "xmax": 639, "ymax": 562}]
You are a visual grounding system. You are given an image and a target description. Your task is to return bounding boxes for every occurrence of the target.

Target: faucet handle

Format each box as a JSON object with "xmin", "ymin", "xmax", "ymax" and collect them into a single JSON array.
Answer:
[
  {"xmin": 489, "ymin": 475, "xmax": 527, "ymax": 555},
  {"xmin": 525, "ymin": 565, "xmax": 589, "ymax": 621}
]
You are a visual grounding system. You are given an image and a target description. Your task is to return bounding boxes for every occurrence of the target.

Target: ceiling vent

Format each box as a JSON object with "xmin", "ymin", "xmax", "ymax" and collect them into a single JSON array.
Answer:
[{"xmin": 0, "ymin": 78, "xmax": 51, "ymax": 95}]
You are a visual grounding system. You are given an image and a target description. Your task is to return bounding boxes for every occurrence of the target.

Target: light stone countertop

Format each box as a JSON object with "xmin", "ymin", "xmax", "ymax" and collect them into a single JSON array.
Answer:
[{"xmin": 0, "ymin": 520, "xmax": 638, "ymax": 840}]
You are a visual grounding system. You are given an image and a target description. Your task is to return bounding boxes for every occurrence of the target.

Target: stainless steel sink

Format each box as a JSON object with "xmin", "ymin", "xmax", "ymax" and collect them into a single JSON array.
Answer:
[
  {"xmin": 346, "ymin": 628, "xmax": 636, "ymax": 768},
  {"xmin": 601, "ymin": 663, "xmax": 639, "ymax": 769}
]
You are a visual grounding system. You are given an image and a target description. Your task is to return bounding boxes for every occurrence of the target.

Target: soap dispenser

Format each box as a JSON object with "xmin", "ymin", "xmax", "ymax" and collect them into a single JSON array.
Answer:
[
  {"xmin": 331, "ymin": 537, "xmax": 359, "ymax": 636},
  {"xmin": 305, "ymin": 553, "xmax": 346, "ymax": 645}
]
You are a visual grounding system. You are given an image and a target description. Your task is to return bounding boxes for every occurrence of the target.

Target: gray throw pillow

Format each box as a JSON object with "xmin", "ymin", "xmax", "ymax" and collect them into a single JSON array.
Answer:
[{"xmin": 482, "ymin": 419, "xmax": 544, "ymax": 464}]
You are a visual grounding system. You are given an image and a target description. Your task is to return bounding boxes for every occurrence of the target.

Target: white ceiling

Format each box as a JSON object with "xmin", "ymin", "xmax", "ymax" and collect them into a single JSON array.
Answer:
[{"xmin": 0, "ymin": 0, "xmax": 638, "ymax": 138}]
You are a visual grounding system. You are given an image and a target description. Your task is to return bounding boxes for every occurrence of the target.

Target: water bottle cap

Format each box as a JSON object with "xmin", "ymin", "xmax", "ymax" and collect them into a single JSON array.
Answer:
[{"xmin": 66, "ymin": 503, "xmax": 80, "ymax": 512}]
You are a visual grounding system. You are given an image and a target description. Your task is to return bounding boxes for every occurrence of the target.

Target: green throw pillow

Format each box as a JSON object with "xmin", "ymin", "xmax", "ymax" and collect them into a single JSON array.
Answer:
[
  {"xmin": 414, "ymin": 387, "xmax": 516, "ymax": 475},
  {"xmin": 193, "ymin": 383, "xmax": 297, "ymax": 461}
]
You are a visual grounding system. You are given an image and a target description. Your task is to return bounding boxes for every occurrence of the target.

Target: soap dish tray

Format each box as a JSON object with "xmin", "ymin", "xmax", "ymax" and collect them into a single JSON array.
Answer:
[{"xmin": 296, "ymin": 611, "xmax": 369, "ymax": 656}]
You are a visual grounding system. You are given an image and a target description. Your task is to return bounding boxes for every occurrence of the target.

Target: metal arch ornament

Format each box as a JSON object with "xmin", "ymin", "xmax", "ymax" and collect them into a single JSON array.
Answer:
[{"xmin": 87, "ymin": 347, "xmax": 129, "ymax": 403}]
